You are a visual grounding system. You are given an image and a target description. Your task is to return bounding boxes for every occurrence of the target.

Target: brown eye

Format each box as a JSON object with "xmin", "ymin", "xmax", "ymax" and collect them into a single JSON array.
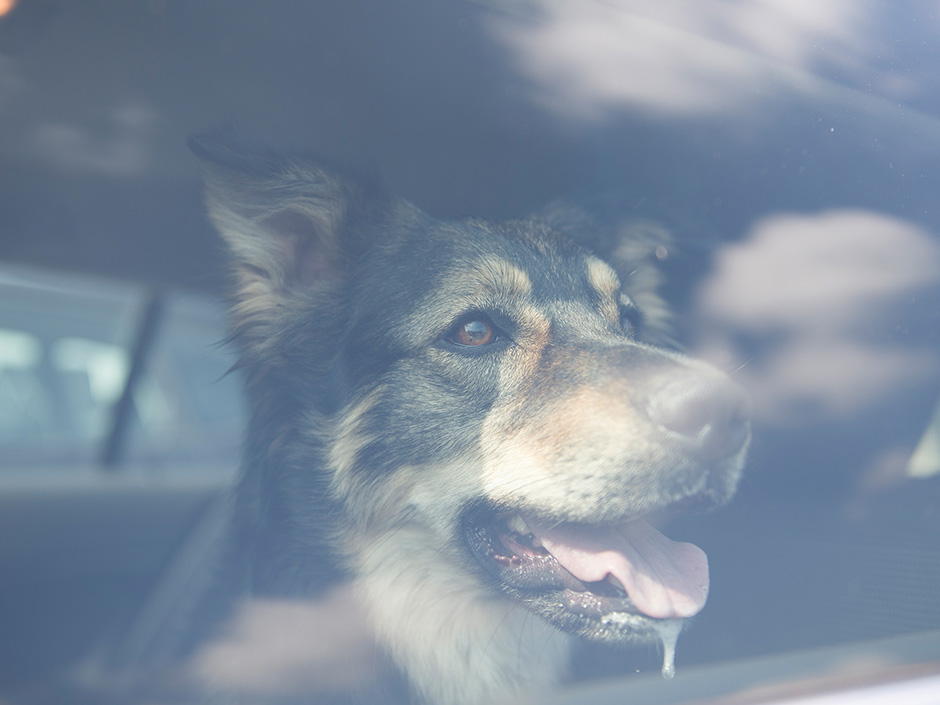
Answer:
[
  {"xmin": 452, "ymin": 317, "xmax": 495, "ymax": 346},
  {"xmin": 619, "ymin": 302, "xmax": 642, "ymax": 340}
]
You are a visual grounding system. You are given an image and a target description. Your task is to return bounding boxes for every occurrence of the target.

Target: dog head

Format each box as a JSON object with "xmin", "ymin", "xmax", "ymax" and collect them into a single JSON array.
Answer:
[{"xmin": 192, "ymin": 135, "xmax": 749, "ymax": 650}]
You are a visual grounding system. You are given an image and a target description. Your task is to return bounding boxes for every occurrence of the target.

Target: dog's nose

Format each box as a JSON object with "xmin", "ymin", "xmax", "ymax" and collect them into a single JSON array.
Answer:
[{"xmin": 646, "ymin": 375, "xmax": 750, "ymax": 462}]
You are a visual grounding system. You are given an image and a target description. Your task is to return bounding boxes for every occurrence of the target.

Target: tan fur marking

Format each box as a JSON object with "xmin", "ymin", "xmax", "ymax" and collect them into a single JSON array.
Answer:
[
  {"xmin": 472, "ymin": 255, "xmax": 533, "ymax": 298},
  {"xmin": 497, "ymin": 304, "xmax": 551, "ymax": 390},
  {"xmin": 586, "ymin": 257, "xmax": 621, "ymax": 300},
  {"xmin": 328, "ymin": 393, "xmax": 381, "ymax": 502},
  {"xmin": 433, "ymin": 255, "xmax": 534, "ymax": 313},
  {"xmin": 583, "ymin": 257, "xmax": 622, "ymax": 325},
  {"xmin": 479, "ymin": 387, "xmax": 672, "ymax": 522}
]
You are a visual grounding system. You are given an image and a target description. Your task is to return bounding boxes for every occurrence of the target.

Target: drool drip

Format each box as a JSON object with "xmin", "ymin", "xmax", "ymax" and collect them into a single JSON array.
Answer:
[{"xmin": 653, "ymin": 619, "xmax": 682, "ymax": 680}]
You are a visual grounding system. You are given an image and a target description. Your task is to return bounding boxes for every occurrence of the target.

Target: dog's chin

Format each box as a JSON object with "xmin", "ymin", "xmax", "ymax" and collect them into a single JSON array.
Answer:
[
  {"xmin": 504, "ymin": 588, "xmax": 668, "ymax": 644},
  {"xmin": 462, "ymin": 498, "xmax": 718, "ymax": 643}
]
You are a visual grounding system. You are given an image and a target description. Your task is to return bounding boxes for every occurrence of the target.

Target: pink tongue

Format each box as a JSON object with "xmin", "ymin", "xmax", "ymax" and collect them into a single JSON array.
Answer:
[{"xmin": 527, "ymin": 518, "xmax": 709, "ymax": 619}]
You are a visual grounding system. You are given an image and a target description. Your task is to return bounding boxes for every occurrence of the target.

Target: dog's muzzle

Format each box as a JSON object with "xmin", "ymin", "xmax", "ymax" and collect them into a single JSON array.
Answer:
[{"xmin": 463, "ymin": 366, "xmax": 750, "ymax": 641}]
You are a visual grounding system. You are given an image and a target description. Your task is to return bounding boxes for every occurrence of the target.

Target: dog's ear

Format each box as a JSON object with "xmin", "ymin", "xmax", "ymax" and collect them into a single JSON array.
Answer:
[
  {"xmin": 607, "ymin": 219, "xmax": 673, "ymax": 344},
  {"xmin": 536, "ymin": 205, "xmax": 674, "ymax": 344},
  {"xmin": 190, "ymin": 134, "xmax": 384, "ymax": 293},
  {"xmin": 190, "ymin": 134, "xmax": 387, "ymax": 352}
]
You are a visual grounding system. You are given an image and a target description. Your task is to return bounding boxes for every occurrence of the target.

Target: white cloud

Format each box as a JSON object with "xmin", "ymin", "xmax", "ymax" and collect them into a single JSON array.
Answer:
[
  {"xmin": 693, "ymin": 210, "xmax": 940, "ymax": 426},
  {"xmin": 701, "ymin": 210, "xmax": 940, "ymax": 333},
  {"xmin": 487, "ymin": 0, "xmax": 879, "ymax": 120},
  {"xmin": 31, "ymin": 102, "xmax": 158, "ymax": 176}
]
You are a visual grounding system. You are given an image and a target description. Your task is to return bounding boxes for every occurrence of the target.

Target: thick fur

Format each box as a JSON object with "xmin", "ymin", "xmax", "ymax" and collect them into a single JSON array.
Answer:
[{"xmin": 191, "ymin": 136, "xmax": 749, "ymax": 705}]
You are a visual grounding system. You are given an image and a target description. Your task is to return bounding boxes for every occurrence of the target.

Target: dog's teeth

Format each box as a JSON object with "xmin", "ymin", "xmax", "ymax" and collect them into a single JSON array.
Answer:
[{"xmin": 506, "ymin": 515, "xmax": 531, "ymax": 536}]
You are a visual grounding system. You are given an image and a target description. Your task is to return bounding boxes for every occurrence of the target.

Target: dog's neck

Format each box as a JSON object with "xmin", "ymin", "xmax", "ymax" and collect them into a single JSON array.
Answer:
[{"xmin": 352, "ymin": 523, "xmax": 571, "ymax": 705}]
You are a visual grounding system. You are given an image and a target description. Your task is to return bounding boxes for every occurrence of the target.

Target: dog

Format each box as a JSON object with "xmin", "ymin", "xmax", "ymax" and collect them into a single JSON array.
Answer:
[{"xmin": 189, "ymin": 135, "xmax": 750, "ymax": 705}]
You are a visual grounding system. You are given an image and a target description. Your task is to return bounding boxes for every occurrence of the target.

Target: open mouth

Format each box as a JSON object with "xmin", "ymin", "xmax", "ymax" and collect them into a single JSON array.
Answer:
[{"xmin": 464, "ymin": 504, "xmax": 712, "ymax": 637}]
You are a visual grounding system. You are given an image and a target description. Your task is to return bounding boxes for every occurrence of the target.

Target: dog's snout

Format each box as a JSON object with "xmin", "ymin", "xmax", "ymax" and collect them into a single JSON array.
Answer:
[{"xmin": 647, "ymin": 375, "xmax": 750, "ymax": 462}]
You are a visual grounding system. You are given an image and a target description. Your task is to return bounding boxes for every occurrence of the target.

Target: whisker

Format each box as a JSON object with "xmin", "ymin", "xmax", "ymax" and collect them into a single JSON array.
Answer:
[
  {"xmin": 480, "ymin": 603, "xmax": 521, "ymax": 665},
  {"xmin": 358, "ymin": 507, "xmax": 421, "ymax": 563},
  {"xmin": 517, "ymin": 609, "xmax": 531, "ymax": 677},
  {"xmin": 536, "ymin": 627, "xmax": 560, "ymax": 675}
]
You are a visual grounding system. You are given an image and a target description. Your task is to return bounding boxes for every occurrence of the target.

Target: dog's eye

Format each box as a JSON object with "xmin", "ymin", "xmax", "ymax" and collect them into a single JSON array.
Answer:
[
  {"xmin": 450, "ymin": 316, "xmax": 497, "ymax": 347},
  {"xmin": 619, "ymin": 304, "xmax": 642, "ymax": 340}
]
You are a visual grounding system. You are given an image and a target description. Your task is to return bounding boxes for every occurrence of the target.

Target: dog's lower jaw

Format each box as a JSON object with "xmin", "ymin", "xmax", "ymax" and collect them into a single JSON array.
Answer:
[{"xmin": 352, "ymin": 524, "xmax": 571, "ymax": 705}]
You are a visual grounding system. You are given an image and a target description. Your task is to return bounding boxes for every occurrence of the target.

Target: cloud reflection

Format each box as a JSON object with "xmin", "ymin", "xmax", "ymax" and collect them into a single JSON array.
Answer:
[
  {"xmin": 184, "ymin": 585, "xmax": 386, "ymax": 699},
  {"xmin": 693, "ymin": 210, "xmax": 940, "ymax": 426},
  {"xmin": 487, "ymin": 1, "xmax": 880, "ymax": 119},
  {"xmin": 31, "ymin": 103, "xmax": 157, "ymax": 176}
]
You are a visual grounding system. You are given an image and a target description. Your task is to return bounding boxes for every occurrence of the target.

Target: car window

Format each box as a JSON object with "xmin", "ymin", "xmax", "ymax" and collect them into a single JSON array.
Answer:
[
  {"xmin": 122, "ymin": 291, "xmax": 244, "ymax": 465},
  {"xmin": 0, "ymin": 268, "xmax": 141, "ymax": 464},
  {"xmin": 0, "ymin": 267, "xmax": 242, "ymax": 467},
  {"xmin": 0, "ymin": 3, "xmax": 938, "ymax": 705}
]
